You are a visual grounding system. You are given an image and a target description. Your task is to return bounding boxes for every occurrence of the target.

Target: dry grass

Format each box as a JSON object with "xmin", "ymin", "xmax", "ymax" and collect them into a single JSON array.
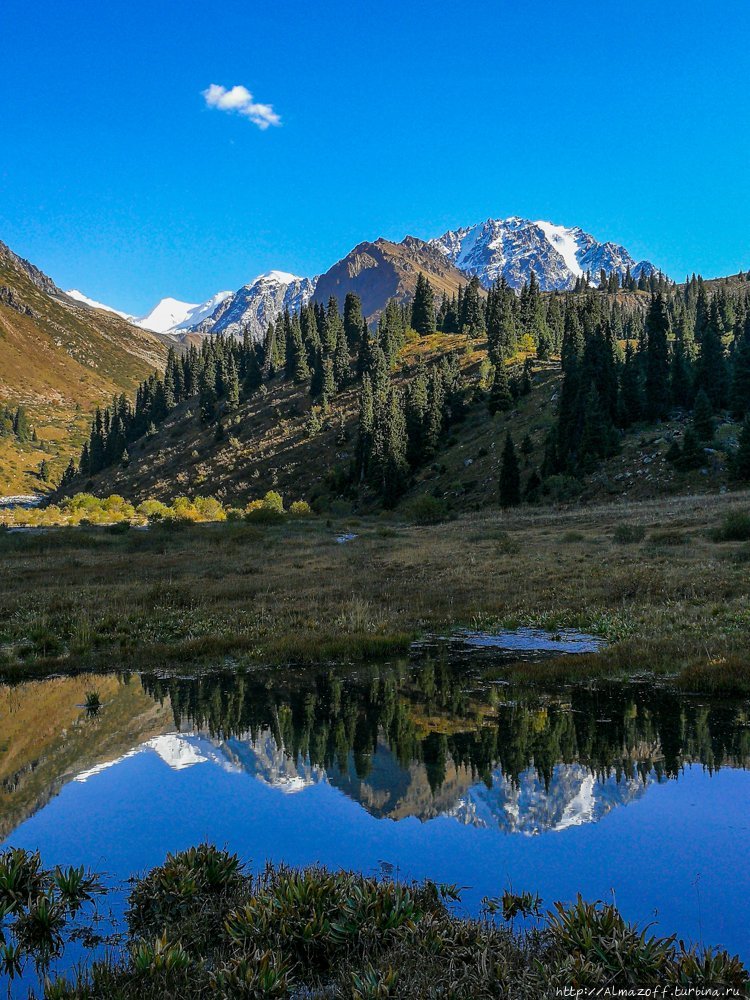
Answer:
[{"xmin": 1, "ymin": 490, "xmax": 749, "ymax": 685}]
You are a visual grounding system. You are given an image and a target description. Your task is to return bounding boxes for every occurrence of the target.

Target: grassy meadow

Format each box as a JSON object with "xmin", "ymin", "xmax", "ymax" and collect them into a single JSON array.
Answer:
[{"xmin": 1, "ymin": 489, "xmax": 750, "ymax": 690}]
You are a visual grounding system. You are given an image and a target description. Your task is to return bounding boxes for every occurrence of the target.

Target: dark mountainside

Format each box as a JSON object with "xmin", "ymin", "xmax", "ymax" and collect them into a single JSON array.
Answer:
[{"xmin": 58, "ymin": 261, "xmax": 750, "ymax": 515}]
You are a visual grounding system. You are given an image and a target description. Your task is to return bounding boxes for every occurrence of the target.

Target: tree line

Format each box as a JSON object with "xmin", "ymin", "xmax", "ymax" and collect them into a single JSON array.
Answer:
[
  {"xmin": 67, "ymin": 268, "xmax": 750, "ymax": 505},
  {"xmin": 140, "ymin": 667, "xmax": 750, "ymax": 796}
]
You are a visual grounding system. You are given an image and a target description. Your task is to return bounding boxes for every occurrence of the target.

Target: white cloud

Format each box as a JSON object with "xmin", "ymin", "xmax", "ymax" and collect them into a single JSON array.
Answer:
[{"xmin": 202, "ymin": 83, "xmax": 281, "ymax": 130}]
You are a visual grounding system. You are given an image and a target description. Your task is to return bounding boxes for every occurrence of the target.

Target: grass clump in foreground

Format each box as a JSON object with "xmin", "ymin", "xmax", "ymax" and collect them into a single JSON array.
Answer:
[{"xmin": 4, "ymin": 845, "xmax": 744, "ymax": 999}]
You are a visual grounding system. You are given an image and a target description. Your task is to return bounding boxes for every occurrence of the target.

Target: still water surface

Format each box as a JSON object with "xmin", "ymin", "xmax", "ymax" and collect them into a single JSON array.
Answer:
[{"xmin": 1, "ymin": 639, "xmax": 749, "ymax": 986}]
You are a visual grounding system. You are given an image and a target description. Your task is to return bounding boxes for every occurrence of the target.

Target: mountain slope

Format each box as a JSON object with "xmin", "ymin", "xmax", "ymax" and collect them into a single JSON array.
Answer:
[
  {"xmin": 431, "ymin": 217, "xmax": 657, "ymax": 290},
  {"xmin": 0, "ymin": 240, "xmax": 168, "ymax": 492},
  {"xmin": 313, "ymin": 236, "xmax": 475, "ymax": 321}
]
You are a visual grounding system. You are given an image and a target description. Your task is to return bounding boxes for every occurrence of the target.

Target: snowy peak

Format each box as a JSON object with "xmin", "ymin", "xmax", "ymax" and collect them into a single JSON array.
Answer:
[
  {"xmin": 191, "ymin": 271, "xmax": 317, "ymax": 342},
  {"xmin": 448, "ymin": 763, "xmax": 649, "ymax": 835},
  {"xmin": 135, "ymin": 292, "xmax": 233, "ymax": 334},
  {"xmin": 430, "ymin": 217, "xmax": 657, "ymax": 291},
  {"xmin": 65, "ymin": 288, "xmax": 234, "ymax": 335}
]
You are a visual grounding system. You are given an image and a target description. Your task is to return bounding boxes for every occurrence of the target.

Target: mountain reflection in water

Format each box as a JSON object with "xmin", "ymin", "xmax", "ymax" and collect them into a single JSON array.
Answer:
[
  {"xmin": 2, "ymin": 659, "xmax": 749, "ymax": 841},
  {"xmin": 2, "ymin": 657, "xmax": 750, "ymax": 962}
]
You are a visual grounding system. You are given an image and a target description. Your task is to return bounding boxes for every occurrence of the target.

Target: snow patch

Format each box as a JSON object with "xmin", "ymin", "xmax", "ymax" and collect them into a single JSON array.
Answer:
[
  {"xmin": 66, "ymin": 290, "xmax": 133, "ymax": 320},
  {"xmin": 535, "ymin": 221, "xmax": 583, "ymax": 278}
]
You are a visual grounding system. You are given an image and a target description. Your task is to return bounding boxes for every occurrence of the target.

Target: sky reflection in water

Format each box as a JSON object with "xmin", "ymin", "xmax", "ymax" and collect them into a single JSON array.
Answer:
[{"xmin": 2, "ymin": 648, "xmax": 749, "ymax": 972}]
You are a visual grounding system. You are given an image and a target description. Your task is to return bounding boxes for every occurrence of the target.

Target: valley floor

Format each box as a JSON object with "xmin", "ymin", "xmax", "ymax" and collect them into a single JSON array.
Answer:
[{"xmin": 1, "ymin": 489, "xmax": 749, "ymax": 690}]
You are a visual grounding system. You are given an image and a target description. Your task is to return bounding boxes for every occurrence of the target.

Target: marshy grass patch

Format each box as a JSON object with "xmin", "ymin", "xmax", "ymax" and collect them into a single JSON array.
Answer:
[
  {"xmin": 711, "ymin": 509, "xmax": 750, "ymax": 542},
  {"xmin": 677, "ymin": 656, "xmax": 750, "ymax": 696},
  {"xmin": 560, "ymin": 529, "xmax": 586, "ymax": 543},
  {"xmin": 612, "ymin": 523, "xmax": 646, "ymax": 544},
  {"xmin": 647, "ymin": 529, "xmax": 689, "ymax": 547}
]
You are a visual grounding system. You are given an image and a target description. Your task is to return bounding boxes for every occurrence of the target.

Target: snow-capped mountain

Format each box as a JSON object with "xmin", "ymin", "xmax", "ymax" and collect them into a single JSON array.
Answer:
[
  {"xmin": 448, "ymin": 763, "xmax": 650, "ymax": 835},
  {"xmin": 191, "ymin": 271, "xmax": 317, "ymax": 342},
  {"xmin": 63, "ymin": 215, "xmax": 662, "ymax": 343},
  {"xmin": 66, "ymin": 289, "xmax": 133, "ymax": 320},
  {"xmin": 65, "ymin": 288, "xmax": 234, "ymax": 334},
  {"xmin": 430, "ymin": 217, "xmax": 657, "ymax": 291},
  {"xmin": 135, "ymin": 292, "xmax": 233, "ymax": 334}
]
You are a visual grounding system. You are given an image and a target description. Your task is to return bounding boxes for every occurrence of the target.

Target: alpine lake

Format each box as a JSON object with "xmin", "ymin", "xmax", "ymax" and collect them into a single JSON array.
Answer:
[{"xmin": 1, "ymin": 628, "xmax": 749, "ymax": 990}]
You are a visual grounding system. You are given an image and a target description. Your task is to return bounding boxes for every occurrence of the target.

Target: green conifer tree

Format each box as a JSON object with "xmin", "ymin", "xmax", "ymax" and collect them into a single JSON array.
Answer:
[
  {"xmin": 679, "ymin": 426, "xmax": 704, "ymax": 470},
  {"xmin": 692, "ymin": 388, "xmax": 714, "ymax": 441},
  {"xmin": 732, "ymin": 416, "xmax": 750, "ymax": 480},
  {"xmin": 488, "ymin": 359, "xmax": 513, "ymax": 415},
  {"xmin": 411, "ymin": 273, "xmax": 436, "ymax": 335},
  {"xmin": 499, "ymin": 432, "xmax": 521, "ymax": 507},
  {"xmin": 382, "ymin": 388, "xmax": 409, "ymax": 506},
  {"xmin": 730, "ymin": 332, "xmax": 750, "ymax": 419},
  {"xmin": 645, "ymin": 294, "xmax": 671, "ymax": 420},
  {"xmin": 695, "ymin": 299, "xmax": 727, "ymax": 408},
  {"xmin": 343, "ymin": 293, "xmax": 364, "ymax": 353},
  {"xmin": 225, "ymin": 354, "xmax": 240, "ymax": 411}
]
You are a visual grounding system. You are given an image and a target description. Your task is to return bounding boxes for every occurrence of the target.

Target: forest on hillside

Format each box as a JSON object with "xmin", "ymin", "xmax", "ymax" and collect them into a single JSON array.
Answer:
[{"xmin": 65, "ymin": 269, "xmax": 750, "ymax": 509}]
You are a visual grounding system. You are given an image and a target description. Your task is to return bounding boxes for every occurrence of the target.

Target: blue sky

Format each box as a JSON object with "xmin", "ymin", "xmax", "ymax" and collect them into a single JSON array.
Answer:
[{"xmin": 2, "ymin": 0, "xmax": 749, "ymax": 314}]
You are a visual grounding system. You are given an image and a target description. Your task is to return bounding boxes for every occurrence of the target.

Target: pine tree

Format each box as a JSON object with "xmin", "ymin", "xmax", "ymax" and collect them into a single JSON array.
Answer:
[
  {"xmin": 333, "ymin": 319, "xmax": 351, "ymax": 388},
  {"xmin": 732, "ymin": 416, "xmax": 750, "ymax": 481},
  {"xmin": 309, "ymin": 348, "xmax": 325, "ymax": 398},
  {"xmin": 321, "ymin": 356, "xmax": 335, "ymax": 408},
  {"xmin": 163, "ymin": 349, "xmax": 177, "ymax": 411},
  {"xmin": 287, "ymin": 313, "xmax": 310, "ymax": 383},
  {"xmin": 556, "ymin": 310, "xmax": 585, "ymax": 467},
  {"xmin": 499, "ymin": 432, "xmax": 521, "ymax": 507},
  {"xmin": 199, "ymin": 354, "xmax": 218, "ymax": 421},
  {"xmin": 488, "ymin": 359, "xmax": 513, "ymax": 415},
  {"xmin": 679, "ymin": 426, "xmax": 704, "ymax": 470},
  {"xmin": 692, "ymin": 388, "xmax": 714, "ymax": 441},
  {"xmin": 343, "ymin": 293, "xmax": 364, "ymax": 353},
  {"xmin": 261, "ymin": 322, "xmax": 277, "ymax": 379},
  {"xmin": 460, "ymin": 276, "xmax": 485, "ymax": 337},
  {"xmin": 670, "ymin": 336, "xmax": 693, "ymax": 409},
  {"xmin": 519, "ymin": 357, "xmax": 533, "ymax": 395},
  {"xmin": 405, "ymin": 361, "xmax": 428, "ymax": 466},
  {"xmin": 379, "ymin": 299, "xmax": 406, "ymax": 363},
  {"xmin": 13, "ymin": 406, "xmax": 31, "ymax": 442},
  {"xmin": 324, "ymin": 297, "xmax": 343, "ymax": 354},
  {"xmin": 382, "ymin": 388, "xmax": 409, "ymax": 506},
  {"xmin": 579, "ymin": 386, "xmax": 617, "ymax": 471},
  {"xmin": 243, "ymin": 339, "xmax": 263, "ymax": 394},
  {"xmin": 619, "ymin": 342, "xmax": 643, "ymax": 426},
  {"xmin": 39, "ymin": 459, "xmax": 50, "ymax": 483},
  {"xmin": 695, "ymin": 298, "xmax": 727, "ymax": 408},
  {"xmin": 411, "ymin": 273, "xmax": 436, "ymax": 335},
  {"xmin": 356, "ymin": 375, "xmax": 374, "ymax": 482},
  {"xmin": 225, "ymin": 354, "xmax": 240, "ymax": 411},
  {"xmin": 645, "ymin": 294, "xmax": 671, "ymax": 420},
  {"xmin": 523, "ymin": 469, "xmax": 542, "ymax": 501},
  {"xmin": 61, "ymin": 458, "xmax": 76, "ymax": 487},
  {"xmin": 730, "ymin": 332, "xmax": 750, "ymax": 419},
  {"xmin": 424, "ymin": 367, "xmax": 445, "ymax": 458}
]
